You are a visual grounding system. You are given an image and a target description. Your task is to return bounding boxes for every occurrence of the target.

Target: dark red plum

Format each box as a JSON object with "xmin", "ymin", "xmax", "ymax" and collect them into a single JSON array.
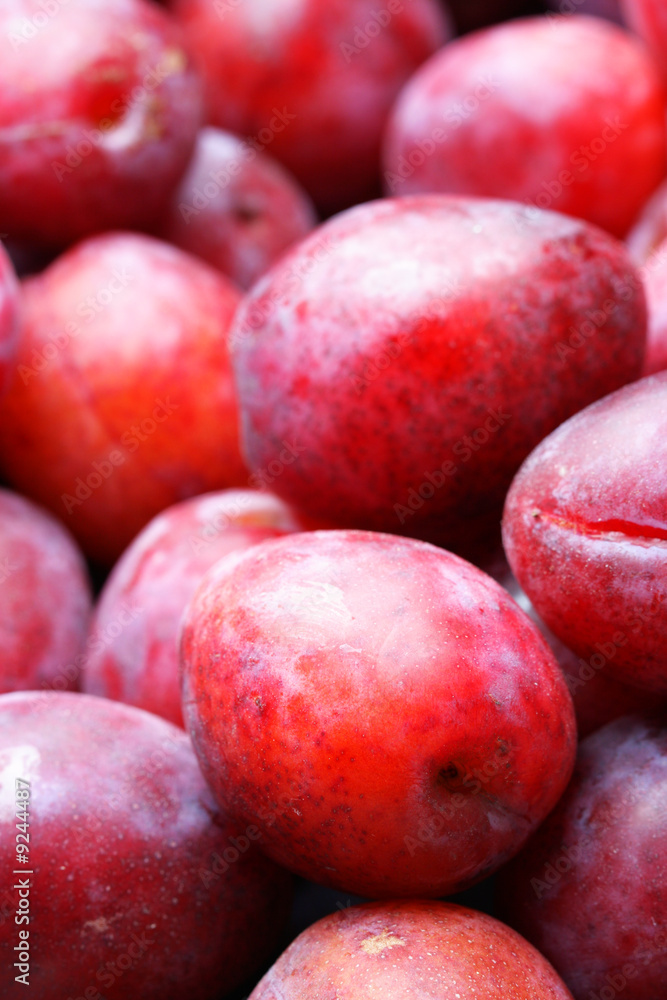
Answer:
[
  {"xmin": 503, "ymin": 372, "xmax": 667, "ymax": 693},
  {"xmin": 181, "ymin": 529, "xmax": 576, "ymax": 899},
  {"xmin": 0, "ymin": 691, "xmax": 292, "ymax": 999},
  {"xmin": 497, "ymin": 716, "xmax": 667, "ymax": 1000},
  {"xmin": 231, "ymin": 195, "xmax": 646, "ymax": 554}
]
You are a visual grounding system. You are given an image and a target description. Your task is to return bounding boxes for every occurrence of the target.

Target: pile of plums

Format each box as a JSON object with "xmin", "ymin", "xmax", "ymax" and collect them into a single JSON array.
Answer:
[{"xmin": 1, "ymin": 0, "xmax": 666, "ymax": 998}]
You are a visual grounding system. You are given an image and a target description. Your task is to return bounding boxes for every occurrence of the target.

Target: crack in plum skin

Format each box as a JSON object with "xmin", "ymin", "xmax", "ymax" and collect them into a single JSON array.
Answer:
[{"xmin": 534, "ymin": 511, "xmax": 667, "ymax": 544}]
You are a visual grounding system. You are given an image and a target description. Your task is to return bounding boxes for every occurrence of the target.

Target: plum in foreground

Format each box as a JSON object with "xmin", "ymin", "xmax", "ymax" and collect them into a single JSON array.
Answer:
[
  {"xmin": 0, "ymin": 692, "xmax": 292, "ymax": 998},
  {"xmin": 181, "ymin": 529, "xmax": 576, "ymax": 899},
  {"xmin": 0, "ymin": 488, "xmax": 91, "ymax": 694},
  {"xmin": 497, "ymin": 715, "xmax": 667, "ymax": 1000},
  {"xmin": 82, "ymin": 490, "xmax": 311, "ymax": 726},
  {"xmin": 0, "ymin": 232, "xmax": 246, "ymax": 564},
  {"xmin": 231, "ymin": 195, "xmax": 646, "ymax": 556},
  {"xmin": 249, "ymin": 900, "xmax": 574, "ymax": 1000},
  {"xmin": 503, "ymin": 372, "xmax": 667, "ymax": 694}
]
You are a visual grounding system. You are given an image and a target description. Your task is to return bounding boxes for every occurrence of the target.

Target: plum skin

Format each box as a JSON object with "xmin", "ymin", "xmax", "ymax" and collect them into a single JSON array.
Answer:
[
  {"xmin": 0, "ymin": 244, "xmax": 19, "ymax": 394},
  {"xmin": 503, "ymin": 372, "xmax": 667, "ymax": 694},
  {"xmin": 231, "ymin": 195, "xmax": 646, "ymax": 555},
  {"xmin": 0, "ymin": 488, "xmax": 92, "ymax": 694},
  {"xmin": 159, "ymin": 127, "xmax": 317, "ymax": 291},
  {"xmin": 0, "ymin": 691, "xmax": 292, "ymax": 1000},
  {"xmin": 171, "ymin": 0, "xmax": 450, "ymax": 213},
  {"xmin": 181, "ymin": 529, "xmax": 577, "ymax": 899},
  {"xmin": 249, "ymin": 900, "xmax": 574, "ymax": 1000},
  {"xmin": 0, "ymin": 232, "xmax": 247, "ymax": 565},
  {"xmin": 0, "ymin": 0, "xmax": 203, "ymax": 247},
  {"xmin": 497, "ymin": 715, "xmax": 667, "ymax": 1000},
  {"xmin": 82, "ymin": 490, "xmax": 311, "ymax": 727},
  {"xmin": 383, "ymin": 15, "xmax": 667, "ymax": 238}
]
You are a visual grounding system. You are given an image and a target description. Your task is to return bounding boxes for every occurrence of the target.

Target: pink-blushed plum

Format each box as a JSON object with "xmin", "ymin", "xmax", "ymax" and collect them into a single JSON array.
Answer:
[
  {"xmin": 0, "ymin": 691, "xmax": 292, "ymax": 998},
  {"xmin": 160, "ymin": 127, "xmax": 317, "ymax": 291},
  {"xmin": 0, "ymin": 232, "xmax": 247, "ymax": 565},
  {"xmin": 503, "ymin": 372, "xmax": 667, "ymax": 694},
  {"xmin": 383, "ymin": 16, "xmax": 667, "ymax": 238},
  {"xmin": 496, "ymin": 557, "xmax": 666, "ymax": 738},
  {"xmin": 0, "ymin": 488, "xmax": 91, "ymax": 694},
  {"xmin": 627, "ymin": 179, "xmax": 667, "ymax": 262},
  {"xmin": 249, "ymin": 900, "xmax": 574, "ymax": 1000},
  {"xmin": 622, "ymin": 0, "xmax": 667, "ymax": 80},
  {"xmin": 231, "ymin": 196, "xmax": 646, "ymax": 555},
  {"xmin": 0, "ymin": 243, "xmax": 19, "ymax": 393},
  {"xmin": 0, "ymin": 0, "xmax": 202, "ymax": 248},
  {"xmin": 181, "ymin": 529, "xmax": 577, "ymax": 899},
  {"xmin": 170, "ymin": 0, "xmax": 451, "ymax": 214},
  {"xmin": 82, "ymin": 490, "xmax": 312, "ymax": 727},
  {"xmin": 497, "ymin": 716, "xmax": 667, "ymax": 1000}
]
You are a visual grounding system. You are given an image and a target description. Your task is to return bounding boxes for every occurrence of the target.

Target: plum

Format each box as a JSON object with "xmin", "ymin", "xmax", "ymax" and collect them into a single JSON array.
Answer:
[
  {"xmin": 0, "ymin": 691, "xmax": 292, "ymax": 998},
  {"xmin": 231, "ymin": 195, "xmax": 646, "ymax": 555},
  {"xmin": 627, "ymin": 179, "xmax": 667, "ymax": 262},
  {"xmin": 181, "ymin": 529, "xmax": 576, "ymax": 899},
  {"xmin": 636, "ymin": 237, "xmax": 667, "ymax": 374},
  {"xmin": 159, "ymin": 127, "xmax": 317, "ymax": 290},
  {"xmin": 497, "ymin": 715, "xmax": 667, "ymax": 1000},
  {"xmin": 503, "ymin": 372, "xmax": 667, "ymax": 694},
  {"xmin": 0, "ymin": 488, "xmax": 91, "ymax": 694},
  {"xmin": 0, "ymin": 0, "xmax": 202, "ymax": 247},
  {"xmin": 249, "ymin": 900, "xmax": 574, "ymax": 1000},
  {"xmin": 82, "ymin": 490, "xmax": 310, "ymax": 727},
  {"xmin": 170, "ymin": 0, "xmax": 451, "ymax": 213},
  {"xmin": 383, "ymin": 16, "xmax": 667, "ymax": 238},
  {"xmin": 0, "ymin": 232, "xmax": 246, "ymax": 565},
  {"xmin": 0, "ymin": 242, "xmax": 19, "ymax": 393}
]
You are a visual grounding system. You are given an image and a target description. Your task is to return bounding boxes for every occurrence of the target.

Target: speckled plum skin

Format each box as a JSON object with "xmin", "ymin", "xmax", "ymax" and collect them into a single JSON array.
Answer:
[
  {"xmin": 0, "ymin": 244, "xmax": 19, "ymax": 393},
  {"xmin": 0, "ymin": 691, "xmax": 292, "ymax": 1000},
  {"xmin": 250, "ymin": 901, "xmax": 574, "ymax": 1000},
  {"xmin": 170, "ymin": 0, "xmax": 450, "ymax": 214},
  {"xmin": 0, "ymin": 0, "xmax": 202, "ymax": 248},
  {"xmin": 497, "ymin": 716, "xmax": 667, "ymax": 1000},
  {"xmin": 383, "ymin": 16, "xmax": 667, "ymax": 238},
  {"xmin": 160, "ymin": 128, "xmax": 317, "ymax": 291},
  {"xmin": 82, "ymin": 490, "xmax": 310, "ymax": 727},
  {"xmin": 0, "ymin": 489, "xmax": 91, "ymax": 694},
  {"xmin": 231, "ymin": 196, "xmax": 646, "ymax": 554},
  {"xmin": 181, "ymin": 529, "xmax": 576, "ymax": 899},
  {"xmin": 0, "ymin": 233, "xmax": 246, "ymax": 565},
  {"xmin": 503, "ymin": 373, "xmax": 667, "ymax": 694}
]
